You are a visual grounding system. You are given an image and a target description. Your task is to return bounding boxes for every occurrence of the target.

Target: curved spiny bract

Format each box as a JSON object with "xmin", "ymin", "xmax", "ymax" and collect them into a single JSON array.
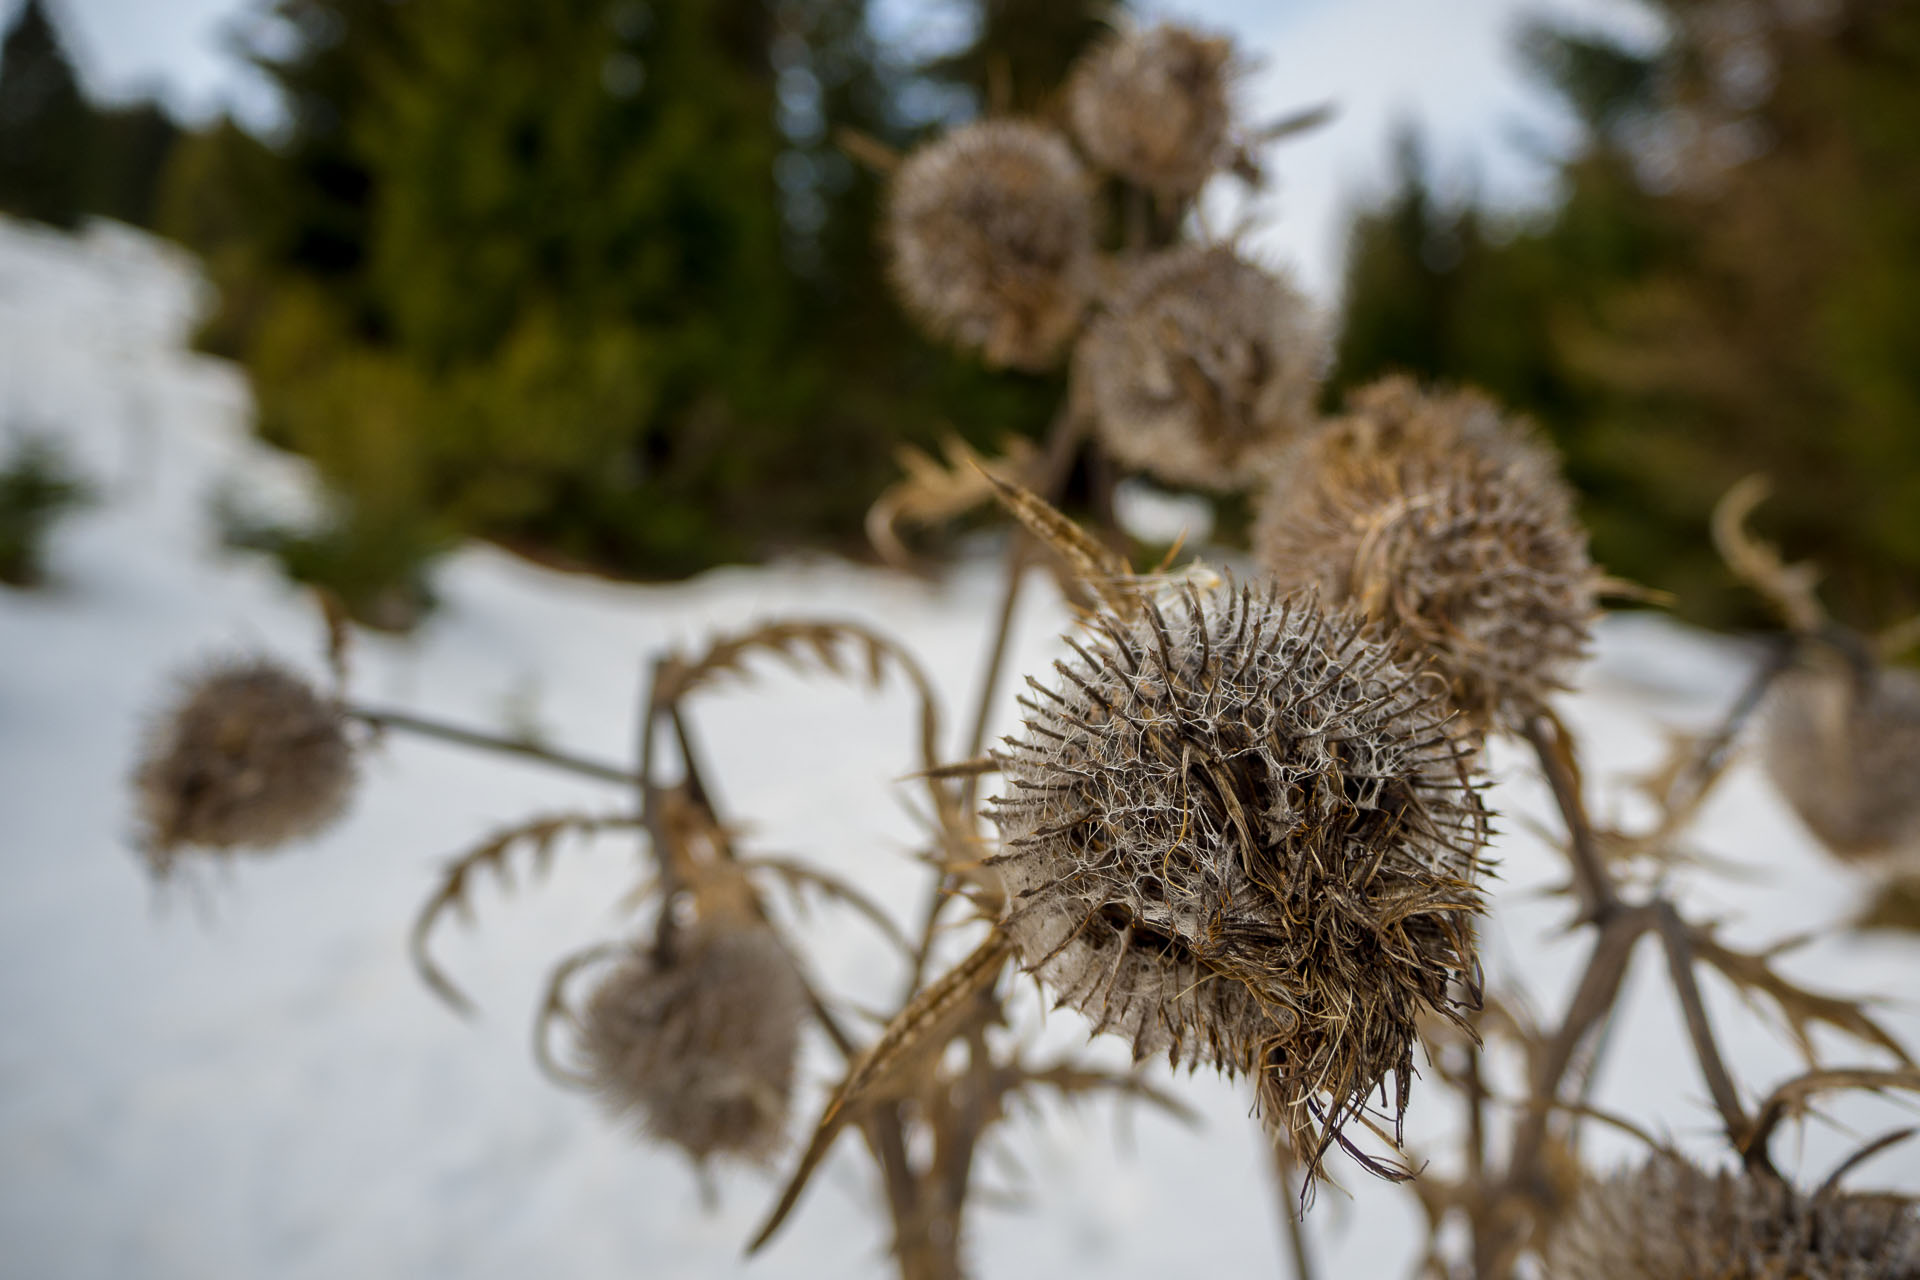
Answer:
[
  {"xmin": 886, "ymin": 119, "xmax": 1095, "ymax": 371},
  {"xmin": 1254, "ymin": 376, "xmax": 1598, "ymax": 730},
  {"xmin": 134, "ymin": 657, "xmax": 356, "ymax": 875},
  {"xmin": 1765, "ymin": 652, "xmax": 1920, "ymax": 867},
  {"xmin": 988, "ymin": 582, "xmax": 1487, "ymax": 1176},
  {"xmin": 1067, "ymin": 22, "xmax": 1236, "ymax": 199},
  {"xmin": 1545, "ymin": 1153, "xmax": 1920, "ymax": 1280},
  {"xmin": 1079, "ymin": 245, "xmax": 1321, "ymax": 490},
  {"xmin": 578, "ymin": 924, "xmax": 806, "ymax": 1167}
]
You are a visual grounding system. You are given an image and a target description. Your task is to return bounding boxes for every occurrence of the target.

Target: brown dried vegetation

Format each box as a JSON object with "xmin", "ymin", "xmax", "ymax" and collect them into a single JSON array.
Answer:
[
  {"xmin": 1067, "ymin": 23, "xmax": 1236, "ymax": 199},
  {"xmin": 134, "ymin": 657, "xmax": 355, "ymax": 873},
  {"xmin": 886, "ymin": 120, "xmax": 1094, "ymax": 371},
  {"xmin": 1080, "ymin": 246, "xmax": 1321, "ymax": 490},
  {"xmin": 991, "ymin": 579, "xmax": 1486, "ymax": 1174},
  {"xmin": 1255, "ymin": 377, "xmax": 1600, "ymax": 728}
]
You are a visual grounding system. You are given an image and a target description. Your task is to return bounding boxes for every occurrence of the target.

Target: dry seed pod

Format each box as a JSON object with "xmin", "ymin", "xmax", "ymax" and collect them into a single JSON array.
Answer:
[
  {"xmin": 990, "ymin": 582, "xmax": 1486, "ymax": 1174},
  {"xmin": 1764, "ymin": 646, "xmax": 1920, "ymax": 867},
  {"xmin": 1254, "ymin": 376, "xmax": 1597, "ymax": 728},
  {"xmin": 886, "ymin": 119, "xmax": 1095, "ymax": 370},
  {"xmin": 133, "ymin": 657, "xmax": 355, "ymax": 873},
  {"xmin": 1079, "ymin": 245, "xmax": 1321, "ymax": 490},
  {"xmin": 1544, "ymin": 1152, "xmax": 1920, "ymax": 1280},
  {"xmin": 1067, "ymin": 22, "xmax": 1235, "ymax": 198},
  {"xmin": 578, "ymin": 924, "xmax": 806, "ymax": 1166}
]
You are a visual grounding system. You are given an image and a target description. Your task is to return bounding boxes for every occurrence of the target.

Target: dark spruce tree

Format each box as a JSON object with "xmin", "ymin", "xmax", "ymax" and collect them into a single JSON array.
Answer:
[
  {"xmin": 163, "ymin": 0, "xmax": 1120, "ymax": 625},
  {"xmin": 0, "ymin": 0, "xmax": 91, "ymax": 227}
]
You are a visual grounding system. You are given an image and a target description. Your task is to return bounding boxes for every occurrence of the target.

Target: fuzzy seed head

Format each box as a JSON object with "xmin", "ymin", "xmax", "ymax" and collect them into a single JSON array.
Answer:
[
  {"xmin": 1254, "ymin": 377, "xmax": 1598, "ymax": 728},
  {"xmin": 1080, "ymin": 246, "xmax": 1321, "ymax": 490},
  {"xmin": 990, "ymin": 582, "xmax": 1486, "ymax": 1172},
  {"xmin": 887, "ymin": 120, "xmax": 1095, "ymax": 370},
  {"xmin": 134, "ymin": 657, "xmax": 355, "ymax": 873},
  {"xmin": 578, "ymin": 925, "xmax": 806, "ymax": 1165},
  {"xmin": 1764, "ymin": 653, "xmax": 1920, "ymax": 866},
  {"xmin": 1545, "ymin": 1153, "xmax": 1920, "ymax": 1280},
  {"xmin": 1067, "ymin": 23, "xmax": 1235, "ymax": 197}
]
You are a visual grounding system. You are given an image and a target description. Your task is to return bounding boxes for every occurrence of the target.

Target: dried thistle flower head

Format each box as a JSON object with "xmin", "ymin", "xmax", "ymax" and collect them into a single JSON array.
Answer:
[
  {"xmin": 578, "ymin": 924, "xmax": 806, "ymax": 1166},
  {"xmin": 1254, "ymin": 376, "xmax": 1598, "ymax": 728},
  {"xmin": 1764, "ymin": 643, "xmax": 1920, "ymax": 866},
  {"xmin": 1067, "ymin": 22, "xmax": 1235, "ymax": 198},
  {"xmin": 990, "ymin": 582, "xmax": 1486, "ymax": 1174},
  {"xmin": 134, "ymin": 657, "xmax": 355, "ymax": 873},
  {"xmin": 1545, "ymin": 1153, "xmax": 1920, "ymax": 1279},
  {"xmin": 1079, "ymin": 246, "xmax": 1321, "ymax": 490},
  {"xmin": 887, "ymin": 119, "xmax": 1095, "ymax": 370}
]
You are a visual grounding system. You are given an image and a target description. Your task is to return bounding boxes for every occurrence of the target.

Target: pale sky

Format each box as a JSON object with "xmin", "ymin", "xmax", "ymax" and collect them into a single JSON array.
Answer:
[{"xmin": 8, "ymin": 0, "xmax": 1662, "ymax": 302}]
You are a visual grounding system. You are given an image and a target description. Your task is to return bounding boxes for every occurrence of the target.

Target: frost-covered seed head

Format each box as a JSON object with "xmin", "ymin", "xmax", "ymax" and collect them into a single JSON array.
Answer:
[
  {"xmin": 887, "ymin": 120, "xmax": 1095, "ymax": 370},
  {"xmin": 990, "ymin": 582, "xmax": 1486, "ymax": 1172},
  {"xmin": 578, "ymin": 925, "xmax": 805, "ymax": 1166},
  {"xmin": 1080, "ymin": 246, "xmax": 1321, "ymax": 489},
  {"xmin": 1545, "ymin": 1153, "xmax": 1920, "ymax": 1280},
  {"xmin": 1254, "ymin": 377, "xmax": 1597, "ymax": 728},
  {"xmin": 1067, "ymin": 23, "xmax": 1235, "ymax": 198},
  {"xmin": 134, "ymin": 657, "xmax": 355, "ymax": 873},
  {"xmin": 1764, "ymin": 647, "xmax": 1920, "ymax": 866}
]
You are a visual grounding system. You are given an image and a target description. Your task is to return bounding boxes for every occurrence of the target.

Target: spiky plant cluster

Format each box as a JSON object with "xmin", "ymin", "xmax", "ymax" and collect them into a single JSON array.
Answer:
[
  {"xmin": 133, "ymin": 657, "xmax": 355, "ymax": 873},
  {"xmin": 1544, "ymin": 1153, "xmax": 1920, "ymax": 1280},
  {"xmin": 1067, "ymin": 23, "xmax": 1235, "ymax": 199},
  {"xmin": 1254, "ymin": 376, "xmax": 1598, "ymax": 728},
  {"xmin": 886, "ymin": 120, "xmax": 1095, "ymax": 371},
  {"xmin": 989, "ymin": 581, "xmax": 1486, "ymax": 1171},
  {"xmin": 578, "ymin": 922, "xmax": 806, "ymax": 1166},
  {"xmin": 1764, "ymin": 647, "xmax": 1920, "ymax": 865},
  {"xmin": 1077, "ymin": 246, "xmax": 1320, "ymax": 490}
]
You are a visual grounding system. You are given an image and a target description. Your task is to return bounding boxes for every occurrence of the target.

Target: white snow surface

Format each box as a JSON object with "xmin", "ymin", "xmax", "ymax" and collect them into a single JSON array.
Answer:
[{"xmin": 2, "ymin": 216, "xmax": 1915, "ymax": 1279}]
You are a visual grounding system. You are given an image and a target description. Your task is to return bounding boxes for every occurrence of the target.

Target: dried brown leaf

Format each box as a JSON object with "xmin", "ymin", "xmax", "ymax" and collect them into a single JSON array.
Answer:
[{"xmin": 410, "ymin": 812, "xmax": 645, "ymax": 1016}]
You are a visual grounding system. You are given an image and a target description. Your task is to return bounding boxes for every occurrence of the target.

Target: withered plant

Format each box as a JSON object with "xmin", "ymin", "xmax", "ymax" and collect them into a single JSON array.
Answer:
[{"xmin": 129, "ymin": 18, "xmax": 1920, "ymax": 1280}]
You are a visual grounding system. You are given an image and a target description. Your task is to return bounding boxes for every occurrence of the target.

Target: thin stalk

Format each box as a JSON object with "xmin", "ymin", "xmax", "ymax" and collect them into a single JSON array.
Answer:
[
  {"xmin": 1523, "ymin": 713, "xmax": 1618, "ymax": 924},
  {"xmin": 1652, "ymin": 903, "xmax": 1751, "ymax": 1145},
  {"xmin": 346, "ymin": 704, "xmax": 634, "ymax": 785},
  {"xmin": 1268, "ymin": 1140, "xmax": 1318, "ymax": 1280}
]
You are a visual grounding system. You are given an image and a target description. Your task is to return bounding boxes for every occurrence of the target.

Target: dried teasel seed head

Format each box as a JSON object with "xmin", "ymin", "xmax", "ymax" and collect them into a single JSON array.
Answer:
[
  {"xmin": 1254, "ymin": 376, "xmax": 1598, "ymax": 729},
  {"xmin": 989, "ymin": 581, "xmax": 1486, "ymax": 1175},
  {"xmin": 1079, "ymin": 246, "xmax": 1321, "ymax": 490},
  {"xmin": 133, "ymin": 657, "xmax": 355, "ymax": 874},
  {"xmin": 1764, "ymin": 640, "xmax": 1920, "ymax": 869},
  {"xmin": 1544, "ymin": 1153, "xmax": 1920, "ymax": 1280},
  {"xmin": 578, "ymin": 924, "xmax": 806, "ymax": 1166},
  {"xmin": 886, "ymin": 119, "xmax": 1096, "ymax": 371},
  {"xmin": 1067, "ymin": 22, "xmax": 1236, "ymax": 198}
]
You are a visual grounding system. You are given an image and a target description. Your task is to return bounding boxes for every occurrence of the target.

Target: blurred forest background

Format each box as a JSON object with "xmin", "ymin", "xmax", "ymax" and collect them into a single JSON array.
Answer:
[{"xmin": 2, "ymin": 0, "xmax": 1914, "ymax": 632}]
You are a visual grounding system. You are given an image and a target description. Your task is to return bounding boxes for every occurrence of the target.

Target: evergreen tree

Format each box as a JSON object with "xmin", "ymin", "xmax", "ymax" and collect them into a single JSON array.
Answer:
[
  {"xmin": 0, "ymin": 0, "xmax": 91, "ymax": 227},
  {"xmin": 167, "ymin": 0, "xmax": 1117, "ymax": 622}
]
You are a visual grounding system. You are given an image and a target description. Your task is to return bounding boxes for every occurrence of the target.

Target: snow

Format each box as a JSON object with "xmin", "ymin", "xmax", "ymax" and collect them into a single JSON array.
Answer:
[{"xmin": 1, "ymin": 216, "xmax": 1915, "ymax": 1279}]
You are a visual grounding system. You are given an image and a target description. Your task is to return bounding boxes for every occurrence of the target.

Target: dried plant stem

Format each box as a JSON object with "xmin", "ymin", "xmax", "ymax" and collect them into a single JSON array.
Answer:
[
  {"xmin": 1652, "ymin": 903, "xmax": 1751, "ymax": 1147},
  {"xmin": 1523, "ymin": 713, "xmax": 1618, "ymax": 924},
  {"xmin": 1487, "ymin": 903, "xmax": 1658, "ymax": 1277},
  {"xmin": 1268, "ymin": 1139, "xmax": 1320, "ymax": 1280},
  {"xmin": 346, "ymin": 704, "xmax": 635, "ymax": 785}
]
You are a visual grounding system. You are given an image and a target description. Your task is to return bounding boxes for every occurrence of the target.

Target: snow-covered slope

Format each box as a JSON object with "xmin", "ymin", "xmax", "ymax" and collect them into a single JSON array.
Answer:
[{"xmin": 1, "ymin": 217, "xmax": 1914, "ymax": 1280}]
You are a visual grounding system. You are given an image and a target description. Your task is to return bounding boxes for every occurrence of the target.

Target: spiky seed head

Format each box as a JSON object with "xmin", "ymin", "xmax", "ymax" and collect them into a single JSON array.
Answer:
[
  {"xmin": 578, "ymin": 925, "xmax": 806, "ymax": 1166},
  {"xmin": 886, "ymin": 119, "xmax": 1096, "ymax": 371},
  {"xmin": 1764, "ymin": 648, "xmax": 1920, "ymax": 866},
  {"xmin": 1079, "ymin": 246, "xmax": 1322, "ymax": 490},
  {"xmin": 1253, "ymin": 376, "xmax": 1598, "ymax": 728},
  {"xmin": 1067, "ymin": 23, "xmax": 1235, "ymax": 198},
  {"xmin": 134, "ymin": 657, "xmax": 355, "ymax": 874},
  {"xmin": 989, "ymin": 582, "xmax": 1486, "ymax": 1173},
  {"xmin": 1544, "ymin": 1153, "xmax": 1920, "ymax": 1280}
]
